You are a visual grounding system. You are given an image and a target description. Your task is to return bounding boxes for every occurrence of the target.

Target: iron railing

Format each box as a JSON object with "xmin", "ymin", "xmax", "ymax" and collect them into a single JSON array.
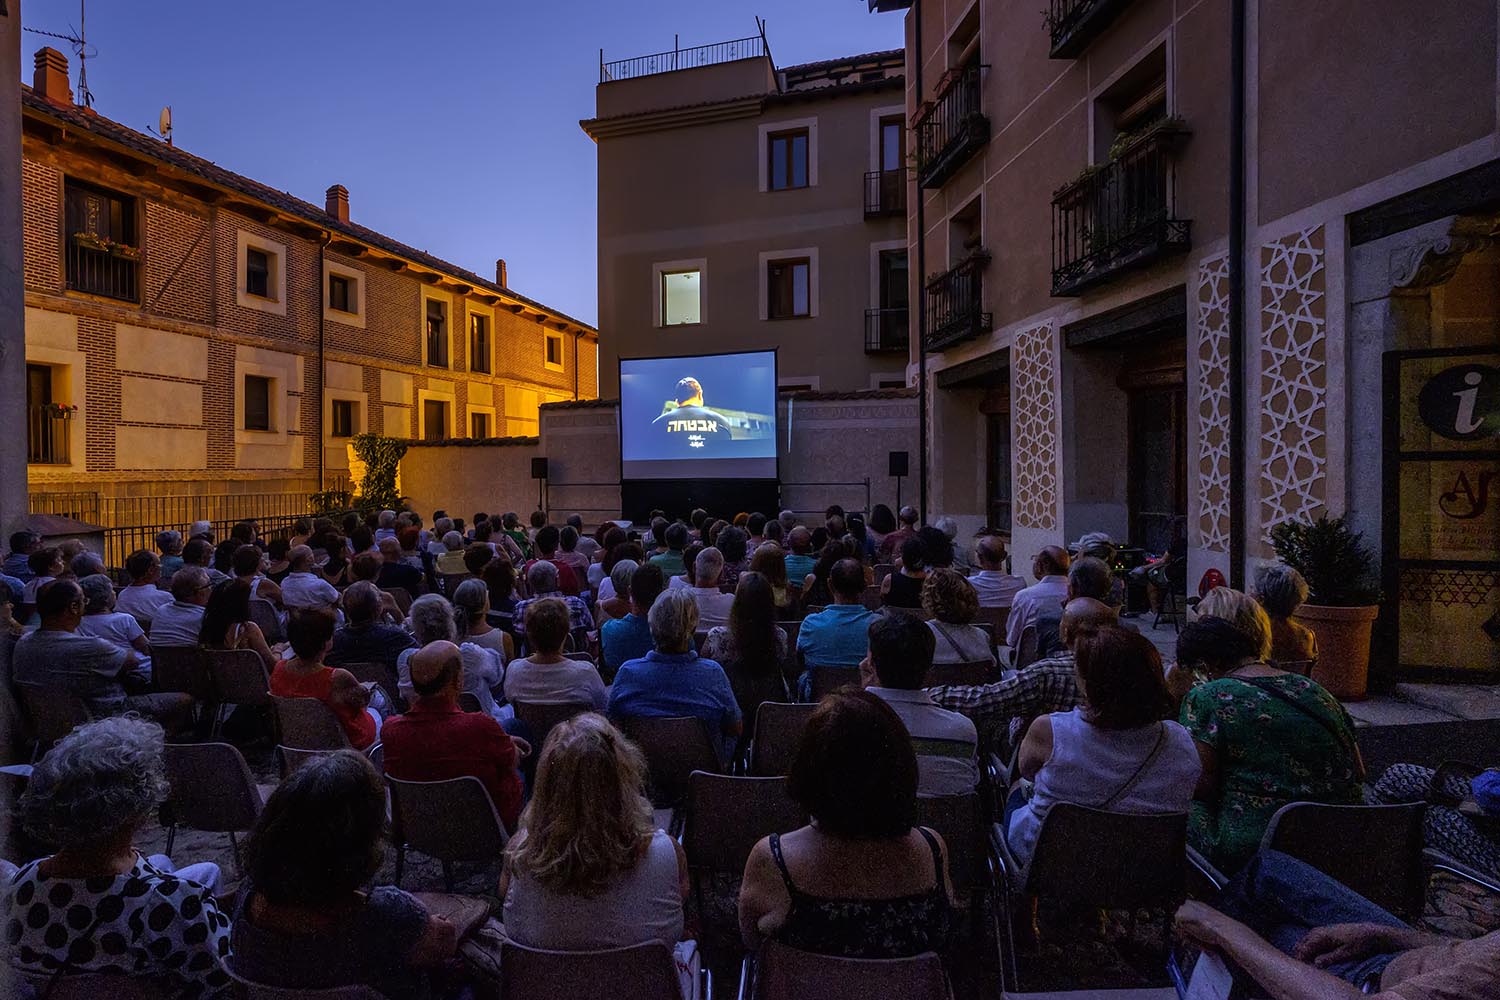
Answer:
[
  {"xmin": 1051, "ymin": 123, "xmax": 1191, "ymax": 296},
  {"xmin": 66, "ymin": 241, "xmax": 138, "ymax": 302},
  {"xmin": 601, "ymin": 35, "xmax": 767, "ymax": 82},
  {"xmin": 26, "ymin": 406, "xmax": 72, "ymax": 465},
  {"xmin": 924, "ymin": 252, "xmax": 992, "ymax": 353},
  {"xmin": 915, "ymin": 64, "xmax": 988, "ymax": 189},
  {"xmin": 1047, "ymin": 0, "xmax": 1137, "ymax": 58},
  {"xmin": 864, "ymin": 168, "xmax": 907, "ymax": 217},
  {"xmin": 865, "ymin": 308, "xmax": 910, "ymax": 353}
]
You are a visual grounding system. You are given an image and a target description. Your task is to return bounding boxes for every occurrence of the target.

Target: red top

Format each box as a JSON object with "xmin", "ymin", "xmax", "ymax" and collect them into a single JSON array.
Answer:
[
  {"xmin": 524, "ymin": 557, "xmax": 580, "ymax": 596},
  {"xmin": 381, "ymin": 702, "xmax": 523, "ymax": 831},
  {"xmin": 270, "ymin": 660, "xmax": 377, "ymax": 750}
]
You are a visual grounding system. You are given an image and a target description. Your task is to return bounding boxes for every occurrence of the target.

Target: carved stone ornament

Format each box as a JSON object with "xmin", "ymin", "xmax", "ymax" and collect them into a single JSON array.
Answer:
[{"xmin": 1389, "ymin": 214, "xmax": 1500, "ymax": 291}]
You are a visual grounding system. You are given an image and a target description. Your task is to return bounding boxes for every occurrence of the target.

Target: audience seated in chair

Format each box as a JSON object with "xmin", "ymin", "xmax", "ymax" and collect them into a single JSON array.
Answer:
[
  {"xmin": 383, "ymin": 639, "xmax": 525, "ymax": 831},
  {"xmin": 648, "ymin": 522, "xmax": 690, "ymax": 580},
  {"xmin": 199, "ymin": 576, "xmax": 277, "ymax": 674},
  {"xmin": 739, "ymin": 689, "xmax": 954, "ymax": 959},
  {"xmin": 329, "ymin": 581, "xmax": 416, "ymax": 670},
  {"xmin": 500, "ymin": 713, "xmax": 692, "ymax": 965},
  {"xmin": 967, "ymin": 535, "xmax": 1024, "ymax": 609},
  {"xmin": 375, "ymin": 537, "xmax": 424, "ymax": 596},
  {"xmin": 3, "ymin": 529, "xmax": 39, "ymax": 583},
  {"xmin": 601, "ymin": 563, "xmax": 664, "ymax": 683},
  {"xmin": 1167, "ymin": 601, "xmax": 1364, "ymax": 874},
  {"xmin": 880, "ymin": 536, "xmax": 929, "ymax": 610},
  {"xmin": 556, "ymin": 525, "xmax": 592, "ymax": 584},
  {"xmin": 270, "ymin": 608, "xmax": 379, "ymax": 751},
  {"xmin": 148, "ymin": 564, "xmax": 214, "ymax": 647},
  {"xmin": 795, "ymin": 559, "xmax": 879, "ymax": 700},
  {"xmin": 1030, "ymin": 555, "xmax": 1138, "ymax": 657},
  {"xmin": 230, "ymin": 750, "xmax": 460, "ymax": 996},
  {"xmin": 435, "ymin": 530, "xmax": 469, "ymax": 576},
  {"xmin": 183, "ymin": 537, "xmax": 228, "ymax": 587},
  {"xmin": 875, "ymin": 504, "xmax": 919, "ymax": 563},
  {"xmin": 398, "ymin": 594, "xmax": 505, "ymax": 723},
  {"xmin": 607, "ymin": 589, "xmax": 741, "ymax": 750},
  {"xmin": 3, "ymin": 717, "xmax": 231, "ymax": 996},
  {"xmin": 1176, "ymin": 848, "xmax": 1500, "ymax": 1000},
  {"xmin": 505, "ymin": 598, "xmax": 607, "ymax": 711},
  {"xmin": 1005, "ymin": 546, "xmax": 1071, "ymax": 650},
  {"xmin": 861, "ymin": 614, "xmax": 979, "ymax": 797},
  {"xmin": 782, "ymin": 528, "xmax": 819, "ymax": 593},
  {"xmin": 19, "ymin": 545, "xmax": 63, "ymax": 620},
  {"xmin": 76, "ymin": 573, "xmax": 154, "ymax": 677},
  {"xmin": 513, "ymin": 562, "xmax": 594, "ymax": 653},
  {"xmin": 685, "ymin": 547, "xmax": 735, "ymax": 629},
  {"xmin": 1005, "ymin": 627, "xmax": 1199, "ymax": 868},
  {"xmin": 528, "ymin": 525, "xmax": 583, "ymax": 597},
  {"xmin": 453, "ymin": 578, "xmax": 513, "ymax": 663},
  {"xmin": 922, "ymin": 568, "xmax": 996, "ymax": 667},
  {"xmin": 115, "ymin": 548, "xmax": 175, "ymax": 625},
  {"xmin": 233, "ymin": 542, "xmax": 283, "ymax": 609},
  {"xmin": 280, "ymin": 545, "xmax": 341, "ymax": 613},
  {"xmin": 749, "ymin": 542, "xmax": 795, "ymax": 614},
  {"xmin": 595, "ymin": 559, "xmax": 638, "ymax": 626},
  {"xmin": 1253, "ymin": 563, "xmax": 1320, "ymax": 667},
  {"xmin": 13, "ymin": 579, "xmax": 193, "ymax": 732},
  {"xmin": 703, "ymin": 571, "xmax": 792, "ymax": 732}
]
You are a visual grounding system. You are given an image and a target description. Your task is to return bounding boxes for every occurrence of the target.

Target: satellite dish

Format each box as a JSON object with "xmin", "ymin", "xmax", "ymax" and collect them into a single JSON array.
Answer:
[{"xmin": 158, "ymin": 106, "xmax": 172, "ymax": 144}]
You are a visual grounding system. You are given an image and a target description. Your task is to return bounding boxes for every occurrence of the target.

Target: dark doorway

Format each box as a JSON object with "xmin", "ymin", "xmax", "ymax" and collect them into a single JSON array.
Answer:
[{"xmin": 1127, "ymin": 383, "xmax": 1186, "ymax": 554}]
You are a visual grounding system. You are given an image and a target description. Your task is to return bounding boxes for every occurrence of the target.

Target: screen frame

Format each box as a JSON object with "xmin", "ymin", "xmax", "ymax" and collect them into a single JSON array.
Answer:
[{"xmin": 616, "ymin": 346, "xmax": 780, "ymax": 484}]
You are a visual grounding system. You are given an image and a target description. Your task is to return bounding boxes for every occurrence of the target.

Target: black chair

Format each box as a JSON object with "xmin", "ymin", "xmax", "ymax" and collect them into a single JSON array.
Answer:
[{"xmin": 615, "ymin": 715, "xmax": 723, "ymax": 817}]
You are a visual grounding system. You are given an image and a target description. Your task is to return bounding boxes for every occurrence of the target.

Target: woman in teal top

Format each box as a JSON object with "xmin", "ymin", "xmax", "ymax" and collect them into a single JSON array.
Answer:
[{"xmin": 1172, "ymin": 607, "xmax": 1363, "ymax": 874}]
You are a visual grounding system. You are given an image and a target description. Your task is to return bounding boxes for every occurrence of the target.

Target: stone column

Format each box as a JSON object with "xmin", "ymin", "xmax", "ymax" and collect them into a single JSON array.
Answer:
[{"xmin": 0, "ymin": 2, "xmax": 25, "ymax": 537}]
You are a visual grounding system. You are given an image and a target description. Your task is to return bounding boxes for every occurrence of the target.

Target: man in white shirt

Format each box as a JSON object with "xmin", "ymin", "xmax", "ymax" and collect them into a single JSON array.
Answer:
[
  {"xmin": 686, "ymin": 547, "xmax": 735, "ymax": 629},
  {"xmin": 114, "ymin": 549, "xmax": 175, "ymax": 625},
  {"xmin": 861, "ymin": 613, "xmax": 978, "ymax": 797},
  {"xmin": 1005, "ymin": 545, "xmax": 1071, "ymax": 650},
  {"xmin": 967, "ymin": 536, "xmax": 1026, "ymax": 609},
  {"xmin": 280, "ymin": 544, "xmax": 341, "ymax": 612},
  {"xmin": 149, "ymin": 566, "xmax": 213, "ymax": 647}
]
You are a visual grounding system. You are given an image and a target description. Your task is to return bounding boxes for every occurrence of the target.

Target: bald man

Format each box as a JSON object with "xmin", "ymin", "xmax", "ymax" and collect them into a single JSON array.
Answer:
[
  {"xmin": 1005, "ymin": 545, "xmax": 1072, "ymax": 649},
  {"xmin": 968, "ymin": 535, "xmax": 1025, "ymax": 609},
  {"xmin": 280, "ymin": 544, "xmax": 341, "ymax": 612},
  {"xmin": 928, "ymin": 598, "xmax": 1115, "ymax": 747},
  {"xmin": 380, "ymin": 640, "xmax": 525, "ymax": 831}
]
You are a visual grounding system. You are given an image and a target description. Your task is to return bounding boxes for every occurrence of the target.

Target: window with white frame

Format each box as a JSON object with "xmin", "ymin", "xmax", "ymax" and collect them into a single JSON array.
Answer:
[
  {"xmin": 422, "ymin": 398, "xmax": 450, "ymax": 441},
  {"xmin": 243, "ymin": 375, "xmax": 273, "ymax": 432},
  {"xmin": 470, "ymin": 410, "xmax": 490, "ymax": 438},
  {"xmin": 469, "ymin": 313, "xmax": 492, "ymax": 374},
  {"xmin": 758, "ymin": 248, "xmax": 819, "ymax": 321},
  {"xmin": 322, "ymin": 260, "xmax": 366, "ymax": 327},
  {"xmin": 758, "ymin": 118, "xmax": 819, "ymax": 192},
  {"xmin": 423, "ymin": 294, "xmax": 450, "ymax": 369},
  {"xmin": 544, "ymin": 332, "xmax": 565, "ymax": 371},
  {"xmin": 331, "ymin": 399, "xmax": 357, "ymax": 438},
  {"xmin": 661, "ymin": 270, "xmax": 700, "ymax": 326}
]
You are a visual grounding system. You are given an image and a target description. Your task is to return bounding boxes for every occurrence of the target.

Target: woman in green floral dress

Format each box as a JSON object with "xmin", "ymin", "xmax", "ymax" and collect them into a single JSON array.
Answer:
[{"xmin": 1171, "ymin": 596, "xmax": 1363, "ymax": 874}]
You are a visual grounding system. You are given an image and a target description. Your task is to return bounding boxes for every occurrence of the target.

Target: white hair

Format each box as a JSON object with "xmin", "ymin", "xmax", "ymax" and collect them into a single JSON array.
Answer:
[
  {"xmin": 527, "ymin": 560, "xmax": 559, "ymax": 594},
  {"xmin": 21, "ymin": 717, "xmax": 169, "ymax": 848},
  {"xmin": 934, "ymin": 516, "xmax": 958, "ymax": 540},
  {"xmin": 407, "ymin": 593, "xmax": 458, "ymax": 644},
  {"xmin": 443, "ymin": 530, "xmax": 464, "ymax": 551},
  {"xmin": 379, "ymin": 509, "xmax": 397, "ymax": 527},
  {"xmin": 648, "ymin": 588, "xmax": 699, "ymax": 653},
  {"xmin": 609, "ymin": 559, "xmax": 639, "ymax": 600},
  {"xmin": 694, "ymin": 546, "xmax": 724, "ymax": 587},
  {"xmin": 79, "ymin": 573, "xmax": 116, "ymax": 614}
]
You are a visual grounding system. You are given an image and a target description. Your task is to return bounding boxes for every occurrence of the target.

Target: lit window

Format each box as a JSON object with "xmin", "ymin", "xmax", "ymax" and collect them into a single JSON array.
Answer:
[
  {"xmin": 244, "ymin": 375, "xmax": 272, "ymax": 431},
  {"xmin": 661, "ymin": 270, "xmax": 700, "ymax": 326}
]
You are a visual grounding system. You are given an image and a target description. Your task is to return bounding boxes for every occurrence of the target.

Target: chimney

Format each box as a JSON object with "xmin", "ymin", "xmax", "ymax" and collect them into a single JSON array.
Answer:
[
  {"xmin": 33, "ymin": 48, "xmax": 73, "ymax": 107},
  {"xmin": 495, "ymin": 258, "xmax": 508, "ymax": 288},
  {"xmin": 325, "ymin": 184, "xmax": 349, "ymax": 223}
]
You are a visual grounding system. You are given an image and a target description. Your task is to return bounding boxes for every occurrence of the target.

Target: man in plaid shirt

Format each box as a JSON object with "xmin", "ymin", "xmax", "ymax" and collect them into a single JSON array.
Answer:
[
  {"xmin": 927, "ymin": 598, "xmax": 1119, "ymax": 746},
  {"xmin": 513, "ymin": 561, "xmax": 593, "ymax": 650}
]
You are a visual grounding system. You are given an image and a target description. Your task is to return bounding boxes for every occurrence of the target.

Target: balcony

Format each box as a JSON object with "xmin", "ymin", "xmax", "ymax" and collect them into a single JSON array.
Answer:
[
  {"xmin": 864, "ymin": 168, "xmax": 907, "ymax": 217},
  {"xmin": 27, "ymin": 404, "xmax": 72, "ymax": 465},
  {"xmin": 865, "ymin": 308, "xmax": 910, "ymax": 353},
  {"xmin": 924, "ymin": 251, "xmax": 992, "ymax": 353},
  {"xmin": 915, "ymin": 64, "xmax": 988, "ymax": 189},
  {"xmin": 600, "ymin": 35, "xmax": 767, "ymax": 82},
  {"xmin": 66, "ymin": 239, "xmax": 139, "ymax": 303},
  {"xmin": 1051, "ymin": 123, "xmax": 1191, "ymax": 297},
  {"xmin": 1047, "ymin": 0, "xmax": 1139, "ymax": 59}
]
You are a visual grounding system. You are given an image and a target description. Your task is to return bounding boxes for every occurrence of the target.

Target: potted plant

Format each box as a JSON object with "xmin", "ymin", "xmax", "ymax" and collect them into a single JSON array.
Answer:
[{"xmin": 1268, "ymin": 515, "xmax": 1381, "ymax": 700}]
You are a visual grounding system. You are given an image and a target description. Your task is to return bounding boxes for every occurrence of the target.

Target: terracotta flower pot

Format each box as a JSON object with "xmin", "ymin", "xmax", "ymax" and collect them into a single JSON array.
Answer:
[{"xmin": 1293, "ymin": 603, "xmax": 1379, "ymax": 701}]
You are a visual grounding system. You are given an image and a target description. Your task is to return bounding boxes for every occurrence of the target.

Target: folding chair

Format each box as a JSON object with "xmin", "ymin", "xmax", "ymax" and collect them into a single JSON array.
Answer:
[
  {"xmin": 386, "ymin": 774, "xmax": 510, "ymax": 889},
  {"xmin": 458, "ymin": 691, "xmax": 483, "ymax": 713},
  {"xmin": 381, "ymin": 587, "xmax": 414, "ymax": 615},
  {"xmin": 150, "ymin": 644, "xmax": 210, "ymax": 700},
  {"xmin": 203, "ymin": 647, "xmax": 272, "ymax": 738},
  {"xmin": 925, "ymin": 659, "xmax": 993, "ymax": 687},
  {"xmin": 915, "ymin": 791, "xmax": 1000, "ymax": 963},
  {"xmin": 223, "ymin": 966, "xmax": 385, "ymax": 999},
  {"xmin": 272, "ymin": 695, "xmax": 350, "ymax": 751},
  {"xmin": 1259, "ymin": 801, "xmax": 1427, "ymax": 923},
  {"xmin": 249, "ymin": 597, "xmax": 284, "ymax": 643},
  {"xmin": 512, "ymin": 700, "xmax": 592, "ymax": 755},
  {"xmin": 161, "ymin": 741, "xmax": 270, "ymax": 873},
  {"xmin": 747, "ymin": 702, "xmax": 815, "ymax": 776},
  {"xmin": 279, "ymin": 744, "xmax": 335, "ymax": 778},
  {"xmin": 615, "ymin": 715, "xmax": 723, "ymax": 821},
  {"xmin": 872, "ymin": 563, "xmax": 895, "ymax": 586},
  {"xmin": 440, "ymin": 573, "xmax": 470, "ymax": 598},
  {"xmin": 859, "ymin": 585, "xmax": 883, "ymax": 611},
  {"xmin": 745, "ymin": 941, "xmax": 949, "ymax": 1000},
  {"xmin": 682, "ymin": 772, "xmax": 806, "ymax": 916},
  {"xmin": 1013, "ymin": 626, "xmax": 1039, "ymax": 670},
  {"xmin": 809, "ymin": 665, "xmax": 860, "ymax": 701},
  {"xmin": 338, "ymin": 660, "xmax": 403, "ymax": 712},
  {"xmin": 17, "ymin": 972, "xmax": 182, "ymax": 1000},
  {"xmin": 497, "ymin": 938, "xmax": 695, "ymax": 1000},
  {"xmin": 17, "ymin": 685, "xmax": 91, "ymax": 758},
  {"xmin": 1270, "ymin": 658, "xmax": 1314, "ymax": 677}
]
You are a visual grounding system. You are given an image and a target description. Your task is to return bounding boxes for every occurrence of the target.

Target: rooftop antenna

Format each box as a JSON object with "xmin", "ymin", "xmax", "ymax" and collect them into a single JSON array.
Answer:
[
  {"xmin": 22, "ymin": 0, "xmax": 98, "ymax": 107},
  {"xmin": 149, "ymin": 106, "xmax": 173, "ymax": 145}
]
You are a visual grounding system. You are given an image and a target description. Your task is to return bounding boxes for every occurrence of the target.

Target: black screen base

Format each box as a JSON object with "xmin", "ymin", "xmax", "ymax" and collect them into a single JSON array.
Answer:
[{"xmin": 620, "ymin": 480, "xmax": 780, "ymax": 524}]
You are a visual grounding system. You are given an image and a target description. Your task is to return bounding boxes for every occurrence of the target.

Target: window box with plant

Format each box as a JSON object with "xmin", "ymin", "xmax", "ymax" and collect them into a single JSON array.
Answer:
[{"xmin": 1268, "ymin": 515, "xmax": 1382, "ymax": 701}]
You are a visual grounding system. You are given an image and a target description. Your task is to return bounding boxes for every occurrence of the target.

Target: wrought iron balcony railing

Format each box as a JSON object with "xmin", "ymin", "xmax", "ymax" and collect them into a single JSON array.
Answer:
[
  {"xmin": 600, "ymin": 35, "xmax": 767, "ymax": 82},
  {"xmin": 1051, "ymin": 123, "xmax": 1191, "ymax": 297},
  {"xmin": 865, "ymin": 308, "xmax": 910, "ymax": 353},
  {"xmin": 864, "ymin": 168, "xmax": 907, "ymax": 217},
  {"xmin": 1047, "ymin": 0, "xmax": 1139, "ymax": 58},
  {"xmin": 27, "ymin": 405, "xmax": 72, "ymax": 465},
  {"xmin": 924, "ymin": 251, "xmax": 992, "ymax": 353},
  {"xmin": 66, "ymin": 241, "xmax": 138, "ymax": 302},
  {"xmin": 915, "ymin": 64, "xmax": 988, "ymax": 189}
]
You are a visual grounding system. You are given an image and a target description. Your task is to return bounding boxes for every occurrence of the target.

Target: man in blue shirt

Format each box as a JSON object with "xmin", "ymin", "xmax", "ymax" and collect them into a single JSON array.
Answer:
[
  {"xmin": 607, "ymin": 589, "xmax": 741, "ymax": 744},
  {"xmin": 783, "ymin": 527, "xmax": 817, "ymax": 588},
  {"xmin": 601, "ymin": 563, "xmax": 665, "ymax": 682},
  {"xmin": 3, "ymin": 530, "xmax": 38, "ymax": 583},
  {"xmin": 796, "ymin": 558, "xmax": 879, "ymax": 699}
]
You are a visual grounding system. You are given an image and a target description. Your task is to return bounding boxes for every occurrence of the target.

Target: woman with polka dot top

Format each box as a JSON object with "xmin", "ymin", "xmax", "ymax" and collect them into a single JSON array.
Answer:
[{"xmin": 2, "ymin": 717, "xmax": 231, "ymax": 997}]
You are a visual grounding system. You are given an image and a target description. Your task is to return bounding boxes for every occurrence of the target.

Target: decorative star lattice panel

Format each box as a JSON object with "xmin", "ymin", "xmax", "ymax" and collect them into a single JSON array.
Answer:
[
  {"xmin": 1399, "ymin": 568, "xmax": 1500, "ymax": 609},
  {"xmin": 1013, "ymin": 322, "xmax": 1058, "ymax": 531},
  {"xmin": 1259, "ymin": 225, "xmax": 1328, "ymax": 548},
  {"xmin": 1195, "ymin": 253, "xmax": 1232, "ymax": 553}
]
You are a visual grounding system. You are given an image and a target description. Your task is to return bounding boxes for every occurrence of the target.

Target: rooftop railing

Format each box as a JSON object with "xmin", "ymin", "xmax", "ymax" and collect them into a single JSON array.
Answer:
[{"xmin": 601, "ymin": 35, "xmax": 768, "ymax": 83}]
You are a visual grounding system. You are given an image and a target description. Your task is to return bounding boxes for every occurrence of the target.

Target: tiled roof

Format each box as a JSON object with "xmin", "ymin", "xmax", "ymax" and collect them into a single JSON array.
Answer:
[
  {"xmin": 780, "ymin": 48, "xmax": 905, "ymax": 78},
  {"xmin": 21, "ymin": 88, "xmax": 596, "ymax": 336}
]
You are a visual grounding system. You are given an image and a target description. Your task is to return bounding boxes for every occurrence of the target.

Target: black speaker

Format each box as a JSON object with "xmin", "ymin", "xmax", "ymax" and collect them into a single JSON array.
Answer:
[
  {"xmin": 889, "ymin": 451, "xmax": 909, "ymax": 477},
  {"xmin": 531, "ymin": 457, "xmax": 549, "ymax": 480}
]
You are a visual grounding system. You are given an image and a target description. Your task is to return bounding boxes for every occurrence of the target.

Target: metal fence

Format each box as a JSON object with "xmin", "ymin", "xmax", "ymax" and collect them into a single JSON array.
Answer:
[{"xmin": 601, "ymin": 34, "xmax": 766, "ymax": 82}]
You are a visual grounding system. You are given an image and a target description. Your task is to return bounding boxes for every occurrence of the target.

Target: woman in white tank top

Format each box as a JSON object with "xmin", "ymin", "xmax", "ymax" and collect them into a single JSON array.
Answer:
[{"xmin": 1006, "ymin": 627, "xmax": 1201, "ymax": 867}]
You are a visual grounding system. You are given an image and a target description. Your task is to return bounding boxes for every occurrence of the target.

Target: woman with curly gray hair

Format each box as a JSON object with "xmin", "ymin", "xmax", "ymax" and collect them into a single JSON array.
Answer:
[
  {"xmin": 1252, "ymin": 563, "xmax": 1319, "ymax": 669},
  {"xmin": 398, "ymin": 592, "xmax": 504, "ymax": 720},
  {"xmin": 4, "ymin": 716, "xmax": 232, "ymax": 996}
]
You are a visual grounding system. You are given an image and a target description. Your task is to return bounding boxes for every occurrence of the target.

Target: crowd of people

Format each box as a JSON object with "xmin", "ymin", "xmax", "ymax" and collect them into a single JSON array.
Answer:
[{"xmin": 0, "ymin": 504, "xmax": 1495, "ymax": 999}]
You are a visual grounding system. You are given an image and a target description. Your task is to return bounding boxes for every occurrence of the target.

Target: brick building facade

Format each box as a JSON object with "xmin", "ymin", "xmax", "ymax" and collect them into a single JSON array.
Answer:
[{"xmin": 20, "ymin": 48, "xmax": 598, "ymax": 511}]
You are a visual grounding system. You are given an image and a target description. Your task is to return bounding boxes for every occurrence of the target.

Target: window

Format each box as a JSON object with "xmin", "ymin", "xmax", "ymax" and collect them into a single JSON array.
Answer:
[
  {"xmin": 244, "ymin": 375, "xmax": 272, "ymax": 432},
  {"xmin": 469, "ymin": 314, "xmax": 491, "ymax": 374},
  {"xmin": 879, "ymin": 114, "xmax": 905, "ymax": 172},
  {"xmin": 878, "ymin": 249, "xmax": 909, "ymax": 310},
  {"xmin": 470, "ymin": 411, "xmax": 490, "ymax": 439},
  {"xmin": 1094, "ymin": 47, "xmax": 1168, "ymax": 163},
  {"xmin": 767, "ymin": 258, "xmax": 811, "ymax": 319},
  {"xmin": 246, "ymin": 249, "xmax": 271, "ymax": 298},
  {"xmin": 64, "ymin": 179, "xmax": 138, "ymax": 302},
  {"xmin": 328, "ymin": 274, "xmax": 352, "ymax": 313},
  {"xmin": 422, "ymin": 399, "xmax": 449, "ymax": 441},
  {"xmin": 331, "ymin": 399, "xmax": 356, "ymax": 438},
  {"xmin": 426, "ymin": 299, "xmax": 449, "ymax": 368},
  {"xmin": 661, "ymin": 270, "xmax": 701, "ymax": 326},
  {"xmin": 545, "ymin": 332, "xmax": 565, "ymax": 371},
  {"xmin": 767, "ymin": 128, "xmax": 809, "ymax": 191}
]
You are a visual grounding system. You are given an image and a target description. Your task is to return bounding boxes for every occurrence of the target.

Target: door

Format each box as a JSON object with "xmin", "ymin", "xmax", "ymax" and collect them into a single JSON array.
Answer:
[
  {"xmin": 986, "ymin": 411, "xmax": 1012, "ymax": 534},
  {"xmin": 878, "ymin": 114, "xmax": 906, "ymax": 210},
  {"xmin": 1127, "ymin": 385, "xmax": 1186, "ymax": 555}
]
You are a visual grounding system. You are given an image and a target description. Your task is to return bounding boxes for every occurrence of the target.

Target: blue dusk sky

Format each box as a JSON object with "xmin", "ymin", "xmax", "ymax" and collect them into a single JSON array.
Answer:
[{"xmin": 21, "ymin": 1, "xmax": 904, "ymax": 326}]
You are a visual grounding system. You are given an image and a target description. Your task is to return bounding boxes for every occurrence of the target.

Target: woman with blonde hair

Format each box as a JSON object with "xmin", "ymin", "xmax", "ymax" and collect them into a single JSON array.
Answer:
[
  {"xmin": 921, "ymin": 568, "xmax": 996, "ymax": 666},
  {"xmin": 1193, "ymin": 587, "xmax": 1273, "ymax": 659},
  {"xmin": 749, "ymin": 541, "xmax": 793, "ymax": 612},
  {"xmin": 500, "ymin": 713, "xmax": 695, "ymax": 989}
]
